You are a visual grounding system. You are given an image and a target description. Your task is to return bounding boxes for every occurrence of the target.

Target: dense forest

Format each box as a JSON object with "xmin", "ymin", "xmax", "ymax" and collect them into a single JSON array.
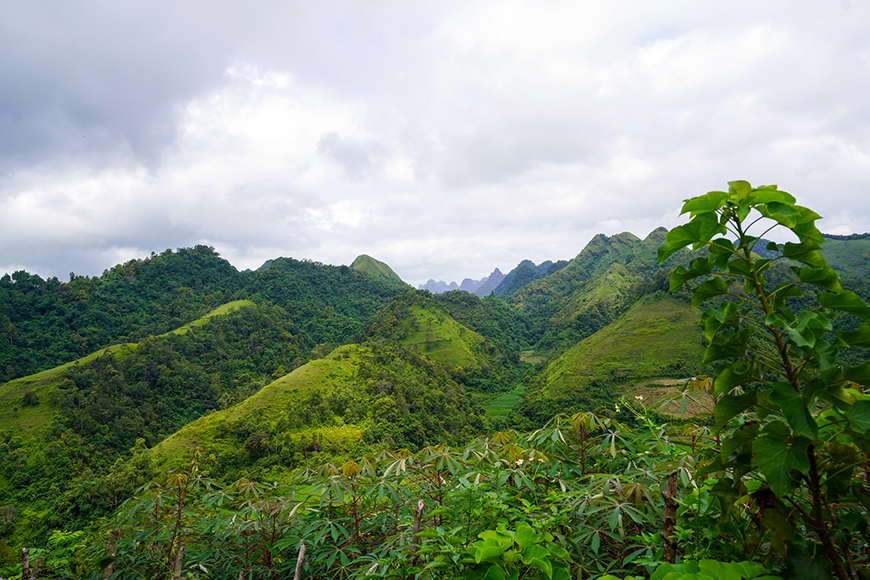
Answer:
[{"xmin": 2, "ymin": 183, "xmax": 870, "ymax": 578}]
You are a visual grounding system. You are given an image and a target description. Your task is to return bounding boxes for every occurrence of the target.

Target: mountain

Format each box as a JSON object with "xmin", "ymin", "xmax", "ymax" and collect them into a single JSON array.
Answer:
[
  {"xmin": 417, "ymin": 279, "xmax": 460, "ymax": 293},
  {"xmin": 350, "ymin": 254, "xmax": 406, "ymax": 285},
  {"xmin": 517, "ymin": 293, "xmax": 704, "ymax": 423},
  {"xmin": 492, "ymin": 259, "xmax": 570, "ymax": 298},
  {"xmin": 473, "ymin": 268, "xmax": 505, "ymax": 296}
]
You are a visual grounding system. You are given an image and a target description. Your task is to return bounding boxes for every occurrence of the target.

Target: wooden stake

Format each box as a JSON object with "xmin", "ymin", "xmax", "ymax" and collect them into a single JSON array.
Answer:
[
  {"xmin": 172, "ymin": 543, "xmax": 185, "ymax": 580},
  {"xmin": 293, "ymin": 541, "xmax": 306, "ymax": 580},
  {"xmin": 411, "ymin": 499, "xmax": 425, "ymax": 550},
  {"xmin": 661, "ymin": 471, "xmax": 679, "ymax": 564},
  {"xmin": 103, "ymin": 529, "xmax": 119, "ymax": 579}
]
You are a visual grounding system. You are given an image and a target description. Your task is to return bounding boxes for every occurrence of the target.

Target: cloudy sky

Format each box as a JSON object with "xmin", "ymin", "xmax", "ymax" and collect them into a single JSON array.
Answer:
[{"xmin": 1, "ymin": 1, "xmax": 869, "ymax": 285}]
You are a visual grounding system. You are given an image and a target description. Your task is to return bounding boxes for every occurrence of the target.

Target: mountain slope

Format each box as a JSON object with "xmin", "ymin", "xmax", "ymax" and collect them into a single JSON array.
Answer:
[
  {"xmin": 0, "ymin": 300, "xmax": 255, "ymax": 438},
  {"xmin": 518, "ymin": 293, "xmax": 704, "ymax": 422}
]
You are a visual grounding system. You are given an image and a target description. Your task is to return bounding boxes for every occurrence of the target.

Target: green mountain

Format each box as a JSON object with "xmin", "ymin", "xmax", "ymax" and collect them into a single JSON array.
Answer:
[
  {"xmin": 505, "ymin": 228, "xmax": 681, "ymax": 354},
  {"xmin": 518, "ymin": 293, "xmax": 704, "ymax": 423},
  {"xmin": 350, "ymin": 254, "xmax": 406, "ymax": 285}
]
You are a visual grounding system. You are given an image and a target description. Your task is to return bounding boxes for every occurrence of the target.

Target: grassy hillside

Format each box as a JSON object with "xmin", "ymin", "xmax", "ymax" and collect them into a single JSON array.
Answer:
[
  {"xmin": 821, "ymin": 235, "xmax": 870, "ymax": 279},
  {"xmin": 518, "ymin": 293, "xmax": 704, "ymax": 422},
  {"xmin": 505, "ymin": 228, "xmax": 683, "ymax": 355},
  {"xmin": 153, "ymin": 344, "xmax": 368, "ymax": 465},
  {"xmin": 399, "ymin": 304, "xmax": 484, "ymax": 369}
]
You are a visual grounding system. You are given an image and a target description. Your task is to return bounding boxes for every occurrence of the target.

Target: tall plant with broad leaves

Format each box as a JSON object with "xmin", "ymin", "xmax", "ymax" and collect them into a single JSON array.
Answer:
[{"xmin": 658, "ymin": 180, "xmax": 870, "ymax": 580}]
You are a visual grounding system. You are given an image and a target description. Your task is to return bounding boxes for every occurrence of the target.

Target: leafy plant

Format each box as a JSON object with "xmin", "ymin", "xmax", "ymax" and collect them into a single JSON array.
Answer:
[{"xmin": 658, "ymin": 180, "xmax": 870, "ymax": 579}]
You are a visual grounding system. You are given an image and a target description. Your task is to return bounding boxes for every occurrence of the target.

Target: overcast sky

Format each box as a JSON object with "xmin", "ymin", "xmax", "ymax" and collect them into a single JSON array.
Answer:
[{"xmin": 1, "ymin": 1, "xmax": 869, "ymax": 286}]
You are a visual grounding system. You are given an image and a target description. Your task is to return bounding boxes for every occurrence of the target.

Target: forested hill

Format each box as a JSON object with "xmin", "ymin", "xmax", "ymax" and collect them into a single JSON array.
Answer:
[{"xmin": 0, "ymin": 248, "xmax": 406, "ymax": 383}]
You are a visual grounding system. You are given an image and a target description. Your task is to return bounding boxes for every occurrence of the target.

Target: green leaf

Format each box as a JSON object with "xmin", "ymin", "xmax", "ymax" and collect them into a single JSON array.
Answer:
[
  {"xmin": 658, "ymin": 213, "xmax": 727, "ymax": 263},
  {"xmin": 818, "ymin": 290, "xmax": 870, "ymax": 322},
  {"xmin": 481, "ymin": 564, "xmax": 507, "ymax": 580},
  {"xmin": 709, "ymin": 238, "xmax": 736, "ymax": 268},
  {"xmin": 844, "ymin": 361, "xmax": 870, "ymax": 387},
  {"xmin": 712, "ymin": 360, "xmax": 759, "ymax": 396},
  {"xmin": 692, "ymin": 278, "xmax": 731, "ymax": 308},
  {"xmin": 797, "ymin": 265, "xmax": 843, "ymax": 292},
  {"xmin": 768, "ymin": 382, "xmax": 818, "ymax": 439},
  {"xmin": 759, "ymin": 202, "xmax": 798, "ymax": 229},
  {"xmin": 721, "ymin": 422, "xmax": 759, "ymax": 459},
  {"xmin": 513, "ymin": 523, "xmax": 538, "ymax": 549},
  {"xmin": 840, "ymin": 324, "xmax": 870, "ymax": 348},
  {"xmin": 682, "ymin": 190, "xmax": 729, "ymax": 215},
  {"xmin": 651, "ymin": 562, "xmax": 700, "ymax": 580},
  {"xmin": 780, "ymin": 240, "xmax": 825, "ymax": 268},
  {"xmin": 702, "ymin": 303, "xmax": 740, "ymax": 343},
  {"xmin": 713, "ymin": 391, "xmax": 757, "ymax": 431},
  {"xmin": 847, "ymin": 400, "xmax": 870, "ymax": 434},
  {"xmin": 753, "ymin": 435, "xmax": 811, "ymax": 497},
  {"xmin": 785, "ymin": 541, "xmax": 833, "ymax": 580},
  {"xmin": 704, "ymin": 329, "xmax": 754, "ymax": 366},
  {"xmin": 472, "ymin": 537, "xmax": 513, "ymax": 563},
  {"xmin": 521, "ymin": 545, "xmax": 553, "ymax": 578},
  {"xmin": 670, "ymin": 257, "xmax": 713, "ymax": 291},
  {"xmin": 698, "ymin": 560, "xmax": 742, "ymax": 580}
]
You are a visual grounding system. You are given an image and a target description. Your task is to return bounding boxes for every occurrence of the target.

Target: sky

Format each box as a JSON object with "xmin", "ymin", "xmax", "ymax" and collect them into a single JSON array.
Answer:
[{"xmin": 1, "ymin": 1, "xmax": 869, "ymax": 286}]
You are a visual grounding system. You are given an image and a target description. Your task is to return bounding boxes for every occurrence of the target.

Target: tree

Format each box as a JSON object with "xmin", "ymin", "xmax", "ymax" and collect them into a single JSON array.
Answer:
[{"xmin": 658, "ymin": 180, "xmax": 870, "ymax": 580}]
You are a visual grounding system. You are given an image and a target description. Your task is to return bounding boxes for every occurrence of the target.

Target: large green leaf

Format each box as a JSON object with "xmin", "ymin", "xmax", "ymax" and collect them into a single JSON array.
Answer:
[
  {"xmin": 712, "ymin": 360, "xmax": 759, "ymax": 396},
  {"xmin": 818, "ymin": 290, "xmax": 870, "ymax": 322},
  {"xmin": 512, "ymin": 524, "xmax": 539, "ymax": 549},
  {"xmin": 692, "ymin": 278, "xmax": 732, "ymax": 308},
  {"xmin": 658, "ymin": 213, "xmax": 727, "ymax": 263},
  {"xmin": 839, "ymin": 324, "xmax": 870, "ymax": 348},
  {"xmin": 780, "ymin": 240, "xmax": 825, "ymax": 268},
  {"xmin": 768, "ymin": 382, "xmax": 818, "ymax": 439},
  {"xmin": 670, "ymin": 257, "xmax": 713, "ymax": 291},
  {"xmin": 844, "ymin": 361, "xmax": 870, "ymax": 387},
  {"xmin": 753, "ymin": 435, "xmax": 811, "ymax": 497},
  {"xmin": 847, "ymin": 400, "xmax": 870, "ymax": 434},
  {"xmin": 797, "ymin": 265, "xmax": 843, "ymax": 292},
  {"xmin": 521, "ymin": 545, "xmax": 552, "ymax": 578},
  {"xmin": 681, "ymin": 191, "xmax": 729, "ymax": 216},
  {"xmin": 759, "ymin": 201, "xmax": 798, "ymax": 229},
  {"xmin": 713, "ymin": 391, "xmax": 757, "ymax": 431},
  {"xmin": 702, "ymin": 303, "xmax": 740, "ymax": 342},
  {"xmin": 471, "ymin": 536, "xmax": 513, "ymax": 563}
]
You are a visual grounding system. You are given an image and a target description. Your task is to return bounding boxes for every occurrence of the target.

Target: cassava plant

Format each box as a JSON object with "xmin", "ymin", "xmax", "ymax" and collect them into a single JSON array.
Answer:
[{"xmin": 658, "ymin": 180, "xmax": 870, "ymax": 579}]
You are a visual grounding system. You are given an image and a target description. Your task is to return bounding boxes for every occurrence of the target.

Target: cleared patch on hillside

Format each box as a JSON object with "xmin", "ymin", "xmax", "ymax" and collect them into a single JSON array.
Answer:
[
  {"xmin": 542, "ymin": 294, "xmax": 704, "ymax": 399},
  {"xmin": 616, "ymin": 378, "xmax": 712, "ymax": 418},
  {"xmin": 166, "ymin": 300, "xmax": 254, "ymax": 335},
  {"xmin": 153, "ymin": 344, "xmax": 368, "ymax": 462},
  {"xmin": 486, "ymin": 383, "xmax": 526, "ymax": 416},
  {"xmin": 401, "ymin": 305, "xmax": 483, "ymax": 369}
]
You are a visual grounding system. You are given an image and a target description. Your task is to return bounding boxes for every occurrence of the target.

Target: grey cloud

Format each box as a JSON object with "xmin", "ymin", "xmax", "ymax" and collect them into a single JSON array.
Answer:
[{"xmin": 317, "ymin": 133, "xmax": 382, "ymax": 179}]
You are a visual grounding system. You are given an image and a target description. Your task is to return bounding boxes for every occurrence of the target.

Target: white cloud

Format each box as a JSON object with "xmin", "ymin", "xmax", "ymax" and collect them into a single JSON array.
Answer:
[{"xmin": 2, "ymin": 1, "xmax": 870, "ymax": 285}]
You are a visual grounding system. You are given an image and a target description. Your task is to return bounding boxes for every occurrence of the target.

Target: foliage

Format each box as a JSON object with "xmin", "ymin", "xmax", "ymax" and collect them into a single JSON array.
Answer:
[{"xmin": 658, "ymin": 180, "xmax": 870, "ymax": 580}]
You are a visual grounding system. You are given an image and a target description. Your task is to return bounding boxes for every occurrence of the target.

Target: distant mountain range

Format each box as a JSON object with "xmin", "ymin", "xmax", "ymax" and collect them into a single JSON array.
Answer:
[{"xmin": 417, "ymin": 259, "xmax": 571, "ymax": 298}]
